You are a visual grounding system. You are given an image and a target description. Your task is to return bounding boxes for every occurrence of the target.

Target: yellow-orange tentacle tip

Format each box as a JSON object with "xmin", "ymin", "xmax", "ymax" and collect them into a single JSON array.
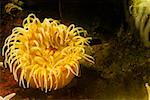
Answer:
[{"xmin": 2, "ymin": 13, "xmax": 94, "ymax": 93}]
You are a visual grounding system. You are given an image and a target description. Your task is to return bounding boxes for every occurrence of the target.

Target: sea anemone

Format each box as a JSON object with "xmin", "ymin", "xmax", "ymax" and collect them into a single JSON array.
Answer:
[
  {"xmin": 2, "ymin": 14, "xmax": 94, "ymax": 92},
  {"xmin": 5, "ymin": 3, "xmax": 23, "ymax": 14},
  {"xmin": 129, "ymin": 0, "xmax": 150, "ymax": 47},
  {"xmin": 0, "ymin": 93, "xmax": 16, "ymax": 100},
  {"xmin": 145, "ymin": 83, "xmax": 150, "ymax": 100}
]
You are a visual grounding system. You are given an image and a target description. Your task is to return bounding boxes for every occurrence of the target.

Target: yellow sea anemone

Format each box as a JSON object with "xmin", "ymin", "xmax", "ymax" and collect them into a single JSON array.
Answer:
[
  {"xmin": 5, "ymin": 3, "xmax": 23, "ymax": 14},
  {"xmin": 0, "ymin": 93, "xmax": 16, "ymax": 100},
  {"xmin": 2, "ymin": 14, "xmax": 94, "ymax": 92},
  {"xmin": 129, "ymin": 0, "xmax": 150, "ymax": 47},
  {"xmin": 145, "ymin": 83, "xmax": 150, "ymax": 100}
]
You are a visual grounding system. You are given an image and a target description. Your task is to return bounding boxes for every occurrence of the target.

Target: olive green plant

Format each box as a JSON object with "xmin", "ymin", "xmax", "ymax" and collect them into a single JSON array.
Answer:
[{"xmin": 129, "ymin": 0, "xmax": 150, "ymax": 47}]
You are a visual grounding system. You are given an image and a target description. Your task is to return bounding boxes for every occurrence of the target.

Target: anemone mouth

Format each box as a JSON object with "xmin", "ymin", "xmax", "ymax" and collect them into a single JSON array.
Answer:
[{"xmin": 2, "ymin": 13, "xmax": 94, "ymax": 92}]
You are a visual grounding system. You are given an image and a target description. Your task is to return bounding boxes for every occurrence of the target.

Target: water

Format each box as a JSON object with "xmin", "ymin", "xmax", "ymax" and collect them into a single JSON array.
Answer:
[{"xmin": 0, "ymin": 0, "xmax": 149, "ymax": 99}]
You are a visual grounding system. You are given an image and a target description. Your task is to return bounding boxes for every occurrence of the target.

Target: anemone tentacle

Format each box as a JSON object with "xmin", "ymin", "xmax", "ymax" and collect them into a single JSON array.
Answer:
[{"xmin": 2, "ymin": 13, "xmax": 94, "ymax": 92}]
